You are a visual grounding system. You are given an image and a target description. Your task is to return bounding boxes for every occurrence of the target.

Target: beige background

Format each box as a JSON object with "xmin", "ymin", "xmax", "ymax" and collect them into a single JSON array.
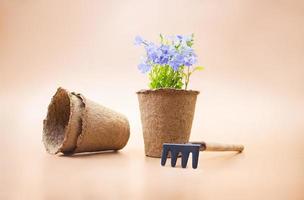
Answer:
[{"xmin": 0, "ymin": 0, "xmax": 304, "ymax": 199}]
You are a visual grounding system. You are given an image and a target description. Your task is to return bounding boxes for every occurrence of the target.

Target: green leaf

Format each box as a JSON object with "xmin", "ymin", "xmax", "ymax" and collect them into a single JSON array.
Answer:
[
  {"xmin": 160, "ymin": 34, "xmax": 164, "ymax": 44},
  {"xmin": 147, "ymin": 65, "xmax": 184, "ymax": 89},
  {"xmin": 192, "ymin": 66, "xmax": 204, "ymax": 72}
]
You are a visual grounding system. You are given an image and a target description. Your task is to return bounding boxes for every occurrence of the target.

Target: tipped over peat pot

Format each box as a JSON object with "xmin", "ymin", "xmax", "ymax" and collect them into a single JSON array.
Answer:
[
  {"xmin": 137, "ymin": 89, "xmax": 199, "ymax": 157},
  {"xmin": 43, "ymin": 87, "xmax": 130, "ymax": 155}
]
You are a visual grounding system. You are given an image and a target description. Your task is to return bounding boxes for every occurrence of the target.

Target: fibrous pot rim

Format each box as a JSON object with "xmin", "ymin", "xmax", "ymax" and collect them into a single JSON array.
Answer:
[{"xmin": 136, "ymin": 88, "xmax": 199, "ymax": 95}]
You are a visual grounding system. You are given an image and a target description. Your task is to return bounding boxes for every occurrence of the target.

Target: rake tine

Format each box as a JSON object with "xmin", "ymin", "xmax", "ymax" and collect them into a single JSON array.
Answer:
[
  {"xmin": 170, "ymin": 149, "xmax": 179, "ymax": 167},
  {"xmin": 181, "ymin": 151, "xmax": 190, "ymax": 168},
  {"xmin": 161, "ymin": 145, "xmax": 170, "ymax": 166},
  {"xmin": 192, "ymin": 150, "xmax": 200, "ymax": 169}
]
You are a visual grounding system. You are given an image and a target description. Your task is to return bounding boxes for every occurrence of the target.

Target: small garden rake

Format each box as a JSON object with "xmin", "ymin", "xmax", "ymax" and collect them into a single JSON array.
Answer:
[{"xmin": 161, "ymin": 142, "xmax": 244, "ymax": 169}]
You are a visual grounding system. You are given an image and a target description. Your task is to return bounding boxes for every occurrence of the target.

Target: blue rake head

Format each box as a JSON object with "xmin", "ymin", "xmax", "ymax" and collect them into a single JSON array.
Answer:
[{"xmin": 161, "ymin": 143, "xmax": 204, "ymax": 169}]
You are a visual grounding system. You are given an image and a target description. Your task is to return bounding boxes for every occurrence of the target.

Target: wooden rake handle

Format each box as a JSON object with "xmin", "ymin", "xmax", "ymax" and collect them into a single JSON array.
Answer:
[{"xmin": 191, "ymin": 142, "xmax": 244, "ymax": 152}]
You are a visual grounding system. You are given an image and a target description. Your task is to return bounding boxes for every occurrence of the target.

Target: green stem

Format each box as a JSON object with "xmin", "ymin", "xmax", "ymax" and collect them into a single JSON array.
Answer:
[{"xmin": 185, "ymin": 66, "xmax": 190, "ymax": 90}]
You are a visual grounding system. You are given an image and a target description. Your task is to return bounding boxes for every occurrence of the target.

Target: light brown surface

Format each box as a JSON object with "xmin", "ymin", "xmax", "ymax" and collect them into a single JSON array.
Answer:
[{"xmin": 0, "ymin": 0, "xmax": 304, "ymax": 199}]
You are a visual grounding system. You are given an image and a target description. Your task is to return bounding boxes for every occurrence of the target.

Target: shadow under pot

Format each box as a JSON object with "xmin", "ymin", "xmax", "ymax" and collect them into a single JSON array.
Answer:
[{"xmin": 137, "ymin": 89, "xmax": 199, "ymax": 158}]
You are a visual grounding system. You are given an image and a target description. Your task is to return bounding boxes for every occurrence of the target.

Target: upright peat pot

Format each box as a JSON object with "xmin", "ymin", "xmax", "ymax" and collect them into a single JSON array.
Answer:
[{"xmin": 137, "ymin": 89, "xmax": 199, "ymax": 157}]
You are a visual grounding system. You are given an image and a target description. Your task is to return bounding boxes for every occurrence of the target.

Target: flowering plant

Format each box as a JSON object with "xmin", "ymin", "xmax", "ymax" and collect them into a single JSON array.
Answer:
[{"xmin": 135, "ymin": 34, "xmax": 203, "ymax": 90}]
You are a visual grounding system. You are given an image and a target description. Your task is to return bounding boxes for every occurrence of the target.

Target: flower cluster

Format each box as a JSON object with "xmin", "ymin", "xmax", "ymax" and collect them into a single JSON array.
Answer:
[
  {"xmin": 135, "ymin": 34, "xmax": 203, "ymax": 89},
  {"xmin": 135, "ymin": 34, "xmax": 197, "ymax": 73}
]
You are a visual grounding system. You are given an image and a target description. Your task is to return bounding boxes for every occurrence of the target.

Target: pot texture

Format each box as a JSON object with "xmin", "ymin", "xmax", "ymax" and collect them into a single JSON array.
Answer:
[
  {"xmin": 43, "ymin": 87, "xmax": 130, "ymax": 155},
  {"xmin": 137, "ymin": 89, "xmax": 199, "ymax": 157}
]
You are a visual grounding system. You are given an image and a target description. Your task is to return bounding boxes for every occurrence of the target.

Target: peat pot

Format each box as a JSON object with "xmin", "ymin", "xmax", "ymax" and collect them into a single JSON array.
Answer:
[
  {"xmin": 43, "ymin": 87, "xmax": 130, "ymax": 155},
  {"xmin": 137, "ymin": 89, "xmax": 199, "ymax": 157}
]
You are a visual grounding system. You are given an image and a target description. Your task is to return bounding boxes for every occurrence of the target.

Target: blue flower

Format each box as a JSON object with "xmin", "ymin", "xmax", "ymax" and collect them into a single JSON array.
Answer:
[
  {"xmin": 169, "ymin": 54, "xmax": 184, "ymax": 71},
  {"xmin": 134, "ymin": 35, "xmax": 144, "ymax": 46},
  {"xmin": 135, "ymin": 34, "xmax": 198, "ymax": 72},
  {"xmin": 138, "ymin": 60, "xmax": 151, "ymax": 73},
  {"xmin": 145, "ymin": 43, "xmax": 161, "ymax": 64},
  {"xmin": 184, "ymin": 54, "xmax": 197, "ymax": 66},
  {"xmin": 181, "ymin": 46, "xmax": 197, "ymax": 66},
  {"xmin": 173, "ymin": 35, "xmax": 193, "ymax": 47},
  {"xmin": 157, "ymin": 45, "xmax": 175, "ymax": 65},
  {"xmin": 177, "ymin": 35, "xmax": 183, "ymax": 40}
]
